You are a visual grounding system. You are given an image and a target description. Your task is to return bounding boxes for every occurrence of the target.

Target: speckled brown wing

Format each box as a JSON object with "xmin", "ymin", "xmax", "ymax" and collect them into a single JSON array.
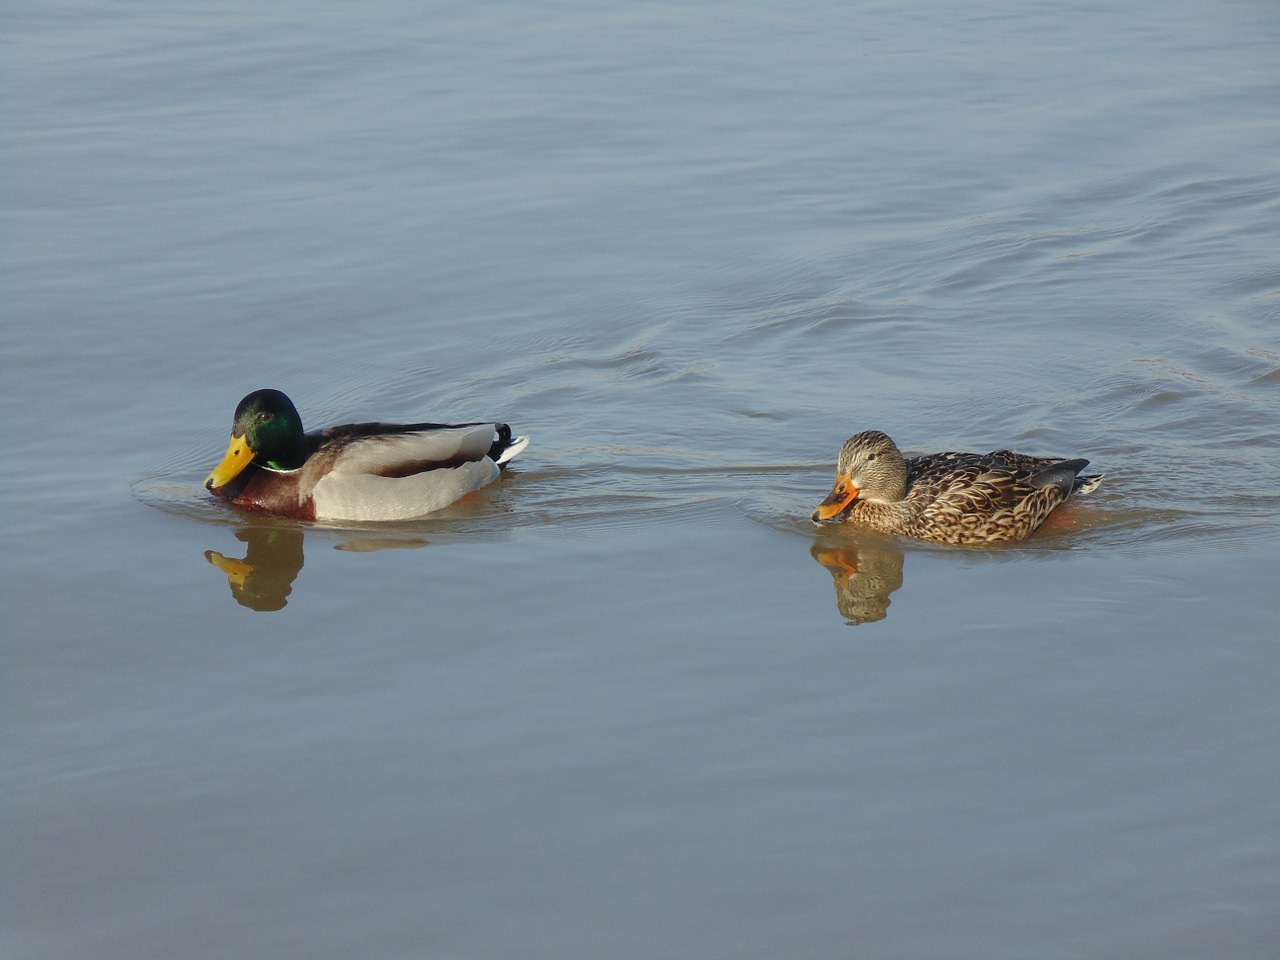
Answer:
[
  {"xmin": 904, "ymin": 451, "xmax": 1070, "ymax": 543},
  {"xmin": 984, "ymin": 450, "xmax": 1066, "ymax": 472}
]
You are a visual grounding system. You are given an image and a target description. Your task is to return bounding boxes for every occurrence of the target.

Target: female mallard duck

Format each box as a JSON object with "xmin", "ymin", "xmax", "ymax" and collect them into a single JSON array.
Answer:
[
  {"xmin": 811, "ymin": 430, "xmax": 1102, "ymax": 545},
  {"xmin": 205, "ymin": 389, "xmax": 528, "ymax": 521}
]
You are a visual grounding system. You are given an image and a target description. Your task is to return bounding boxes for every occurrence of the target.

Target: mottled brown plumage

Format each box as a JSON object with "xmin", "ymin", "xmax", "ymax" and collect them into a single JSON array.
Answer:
[{"xmin": 811, "ymin": 430, "xmax": 1102, "ymax": 545}]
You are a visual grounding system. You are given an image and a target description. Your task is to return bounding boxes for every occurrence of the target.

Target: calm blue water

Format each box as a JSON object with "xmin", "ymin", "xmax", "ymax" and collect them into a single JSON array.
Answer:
[{"xmin": 5, "ymin": 2, "xmax": 1279, "ymax": 958}]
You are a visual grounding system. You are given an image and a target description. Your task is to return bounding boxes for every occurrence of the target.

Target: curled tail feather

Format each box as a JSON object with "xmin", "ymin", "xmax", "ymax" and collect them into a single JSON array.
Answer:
[{"xmin": 488, "ymin": 423, "xmax": 529, "ymax": 467}]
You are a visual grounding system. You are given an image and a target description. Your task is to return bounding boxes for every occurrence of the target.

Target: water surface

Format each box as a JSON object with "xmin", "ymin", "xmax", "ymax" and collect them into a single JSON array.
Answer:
[{"xmin": 5, "ymin": 2, "xmax": 1279, "ymax": 958}]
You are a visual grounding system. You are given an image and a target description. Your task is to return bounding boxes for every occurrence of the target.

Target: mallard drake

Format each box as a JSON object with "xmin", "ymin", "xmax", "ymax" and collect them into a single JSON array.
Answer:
[
  {"xmin": 811, "ymin": 430, "xmax": 1102, "ymax": 545},
  {"xmin": 205, "ymin": 389, "xmax": 528, "ymax": 521}
]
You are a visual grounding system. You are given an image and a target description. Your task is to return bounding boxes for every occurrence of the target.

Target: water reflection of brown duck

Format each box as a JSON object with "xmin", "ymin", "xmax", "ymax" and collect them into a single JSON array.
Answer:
[
  {"xmin": 205, "ymin": 526, "xmax": 305, "ymax": 612},
  {"xmin": 812, "ymin": 430, "xmax": 1103, "ymax": 545},
  {"xmin": 810, "ymin": 537, "xmax": 905, "ymax": 625},
  {"xmin": 205, "ymin": 389, "xmax": 529, "ymax": 521}
]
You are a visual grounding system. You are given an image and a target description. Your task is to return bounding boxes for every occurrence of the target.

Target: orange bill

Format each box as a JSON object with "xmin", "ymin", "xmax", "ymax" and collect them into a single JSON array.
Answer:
[{"xmin": 811, "ymin": 475, "xmax": 859, "ymax": 521}]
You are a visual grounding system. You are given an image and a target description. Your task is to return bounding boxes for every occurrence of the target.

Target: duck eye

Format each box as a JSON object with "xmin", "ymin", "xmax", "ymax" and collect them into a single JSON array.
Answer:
[
  {"xmin": 258, "ymin": 412, "xmax": 273, "ymax": 424},
  {"xmin": 866, "ymin": 454, "xmax": 877, "ymax": 461}
]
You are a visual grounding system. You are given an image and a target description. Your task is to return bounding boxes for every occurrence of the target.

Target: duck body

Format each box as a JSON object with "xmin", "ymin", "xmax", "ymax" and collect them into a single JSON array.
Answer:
[
  {"xmin": 206, "ymin": 389, "xmax": 528, "ymax": 522},
  {"xmin": 812, "ymin": 430, "xmax": 1102, "ymax": 545}
]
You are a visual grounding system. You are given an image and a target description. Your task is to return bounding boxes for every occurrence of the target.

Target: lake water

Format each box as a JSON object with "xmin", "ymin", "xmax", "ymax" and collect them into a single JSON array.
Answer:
[{"xmin": 5, "ymin": 2, "xmax": 1279, "ymax": 957}]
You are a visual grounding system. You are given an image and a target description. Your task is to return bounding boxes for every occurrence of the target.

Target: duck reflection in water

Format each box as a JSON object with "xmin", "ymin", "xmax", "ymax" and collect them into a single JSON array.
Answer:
[
  {"xmin": 204, "ymin": 522, "xmax": 435, "ymax": 611},
  {"xmin": 205, "ymin": 525, "xmax": 306, "ymax": 611},
  {"xmin": 205, "ymin": 523, "xmax": 433, "ymax": 611},
  {"xmin": 809, "ymin": 530, "xmax": 905, "ymax": 626}
]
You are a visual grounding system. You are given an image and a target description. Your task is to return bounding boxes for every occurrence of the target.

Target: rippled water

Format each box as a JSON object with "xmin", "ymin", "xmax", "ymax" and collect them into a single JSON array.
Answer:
[{"xmin": 5, "ymin": 2, "xmax": 1279, "ymax": 958}]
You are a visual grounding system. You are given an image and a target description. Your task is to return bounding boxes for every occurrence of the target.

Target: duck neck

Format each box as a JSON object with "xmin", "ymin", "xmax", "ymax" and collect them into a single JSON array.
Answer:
[
  {"xmin": 852, "ymin": 497, "xmax": 915, "ymax": 526},
  {"xmin": 265, "ymin": 436, "xmax": 308, "ymax": 471}
]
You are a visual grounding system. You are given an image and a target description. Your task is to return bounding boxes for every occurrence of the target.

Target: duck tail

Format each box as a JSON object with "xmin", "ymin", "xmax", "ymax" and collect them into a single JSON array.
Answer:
[
  {"xmin": 1073, "ymin": 473, "xmax": 1104, "ymax": 496},
  {"xmin": 1029, "ymin": 458, "xmax": 1094, "ymax": 499},
  {"xmin": 489, "ymin": 423, "xmax": 530, "ymax": 467}
]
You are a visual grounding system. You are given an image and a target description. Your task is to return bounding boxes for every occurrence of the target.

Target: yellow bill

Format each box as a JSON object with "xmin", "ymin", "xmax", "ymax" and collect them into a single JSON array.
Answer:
[{"xmin": 205, "ymin": 435, "xmax": 255, "ymax": 489}]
